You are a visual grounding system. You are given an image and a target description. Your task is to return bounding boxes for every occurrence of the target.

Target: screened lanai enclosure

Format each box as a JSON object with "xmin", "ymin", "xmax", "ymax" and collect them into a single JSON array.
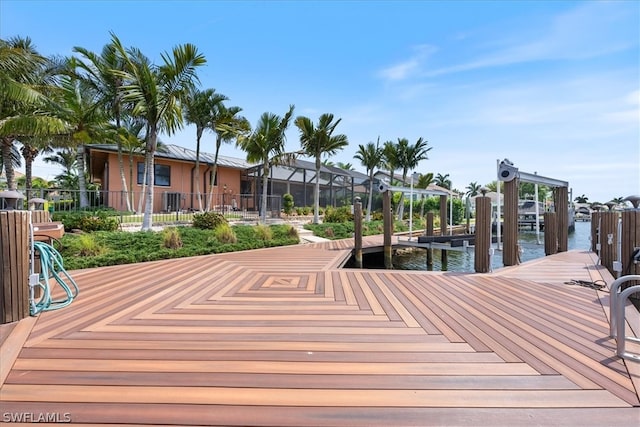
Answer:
[{"xmin": 244, "ymin": 159, "xmax": 373, "ymax": 213}]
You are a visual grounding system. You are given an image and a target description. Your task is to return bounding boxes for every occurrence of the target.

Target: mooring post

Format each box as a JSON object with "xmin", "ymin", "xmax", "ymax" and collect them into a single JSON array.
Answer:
[
  {"xmin": 426, "ymin": 212, "xmax": 434, "ymax": 269},
  {"xmin": 383, "ymin": 190, "xmax": 393, "ymax": 269},
  {"xmin": 474, "ymin": 196, "xmax": 491, "ymax": 273},
  {"xmin": 544, "ymin": 212, "xmax": 558, "ymax": 255},
  {"xmin": 0, "ymin": 210, "xmax": 30, "ymax": 323},
  {"xmin": 354, "ymin": 197, "xmax": 363, "ymax": 269},
  {"xmin": 621, "ymin": 209, "xmax": 640, "ymax": 278},
  {"xmin": 439, "ymin": 195, "xmax": 448, "ymax": 266},
  {"xmin": 555, "ymin": 186, "xmax": 569, "ymax": 252},
  {"xmin": 503, "ymin": 178, "xmax": 519, "ymax": 266}
]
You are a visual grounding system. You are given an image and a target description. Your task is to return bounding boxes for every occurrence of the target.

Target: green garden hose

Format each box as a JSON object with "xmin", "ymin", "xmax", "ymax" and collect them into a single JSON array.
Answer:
[{"xmin": 30, "ymin": 241, "xmax": 79, "ymax": 315}]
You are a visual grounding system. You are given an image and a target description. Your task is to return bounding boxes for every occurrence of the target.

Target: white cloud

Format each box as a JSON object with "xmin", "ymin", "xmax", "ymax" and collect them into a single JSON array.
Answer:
[{"xmin": 378, "ymin": 44, "xmax": 437, "ymax": 81}]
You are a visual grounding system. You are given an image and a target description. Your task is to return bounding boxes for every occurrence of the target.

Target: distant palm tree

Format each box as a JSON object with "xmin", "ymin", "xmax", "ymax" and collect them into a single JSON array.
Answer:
[
  {"xmin": 396, "ymin": 137, "xmax": 431, "ymax": 220},
  {"xmin": 295, "ymin": 113, "xmax": 349, "ymax": 224},
  {"xmin": 466, "ymin": 181, "xmax": 481, "ymax": 197},
  {"xmin": 354, "ymin": 138, "xmax": 383, "ymax": 221},
  {"xmin": 382, "ymin": 140, "xmax": 399, "ymax": 186},
  {"xmin": 574, "ymin": 194, "xmax": 589, "ymax": 204},
  {"xmin": 111, "ymin": 33, "xmax": 206, "ymax": 230},
  {"xmin": 336, "ymin": 162, "xmax": 354, "ymax": 171},
  {"xmin": 206, "ymin": 103, "xmax": 250, "ymax": 211},
  {"xmin": 435, "ymin": 173, "xmax": 451, "ymax": 189},
  {"xmin": 184, "ymin": 88, "xmax": 227, "ymax": 211},
  {"xmin": 238, "ymin": 105, "xmax": 295, "ymax": 223},
  {"xmin": 416, "ymin": 172, "xmax": 434, "ymax": 217}
]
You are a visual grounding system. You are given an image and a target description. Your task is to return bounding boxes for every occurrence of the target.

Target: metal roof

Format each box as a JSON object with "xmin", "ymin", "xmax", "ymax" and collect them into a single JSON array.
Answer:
[{"xmin": 87, "ymin": 144, "xmax": 254, "ymax": 170}]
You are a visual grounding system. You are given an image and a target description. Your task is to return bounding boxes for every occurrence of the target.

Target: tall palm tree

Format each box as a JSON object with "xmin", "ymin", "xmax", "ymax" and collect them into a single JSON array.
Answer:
[
  {"xmin": 295, "ymin": 113, "xmax": 349, "ymax": 224},
  {"xmin": 111, "ymin": 33, "xmax": 206, "ymax": 230},
  {"xmin": 354, "ymin": 138, "xmax": 383, "ymax": 222},
  {"xmin": 206, "ymin": 103, "xmax": 251, "ymax": 211},
  {"xmin": 574, "ymin": 194, "xmax": 589, "ymax": 204},
  {"xmin": 396, "ymin": 137, "xmax": 431, "ymax": 220},
  {"xmin": 184, "ymin": 88, "xmax": 228, "ymax": 211},
  {"xmin": 382, "ymin": 140, "xmax": 399, "ymax": 186},
  {"xmin": 50, "ymin": 71, "xmax": 109, "ymax": 208},
  {"xmin": 73, "ymin": 41, "xmax": 132, "ymax": 210},
  {"xmin": 238, "ymin": 105, "xmax": 295, "ymax": 223},
  {"xmin": 0, "ymin": 37, "xmax": 66, "ymax": 190}
]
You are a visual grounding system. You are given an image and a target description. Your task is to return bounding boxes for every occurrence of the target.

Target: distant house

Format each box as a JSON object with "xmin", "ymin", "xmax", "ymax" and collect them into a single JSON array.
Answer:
[
  {"xmin": 85, "ymin": 144, "xmax": 370, "ymax": 213},
  {"xmin": 86, "ymin": 144, "xmax": 254, "ymax": 212}
]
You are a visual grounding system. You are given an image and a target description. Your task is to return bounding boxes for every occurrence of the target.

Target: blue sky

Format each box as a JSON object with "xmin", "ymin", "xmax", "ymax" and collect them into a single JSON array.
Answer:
[{"xmin": 2, "ymin": 0, "xmax": 638, "ymax": 203}]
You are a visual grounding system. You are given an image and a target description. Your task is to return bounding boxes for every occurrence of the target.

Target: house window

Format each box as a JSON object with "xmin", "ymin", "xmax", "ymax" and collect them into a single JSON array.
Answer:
[{"xmin": 137, "ymin": 163, "xmax": 171, "ymax": 186}]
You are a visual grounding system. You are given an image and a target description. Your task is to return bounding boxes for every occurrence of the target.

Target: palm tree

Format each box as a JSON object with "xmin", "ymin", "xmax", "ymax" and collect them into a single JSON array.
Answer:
[
  {"xmin": 435, "ymin": 173, "xmax": 451, "ymax": 189},
  {"xmin": 416, "ymin": 172, "xmax": 434, "ymax": 217},
  {"xmin": 396, "ymin": 137, "xmax": 431, "ymax": 220},
  {"xmin": 238, "ymin": 105, "xmax": 295, "ymax": 223},
  {"xmin": 73, "ymin": 41, "xmax": 132, "ymax": 210},
  {"xmin": 466, "ymin": 181, "xmax": 481, "ymax": 197},
  {"xmin": 111, "ymin": 33, "xmax": 206, "ymax": 230},
  {"xmin": 337, "ymin": 162, "xmax": 354, "ymax": 171},
  {"xmin": 295, "ymin": 113, "xmax": 349, "ymax": 224},
  {"xmin": 206, "ymin": 103, "xmax": 251, "ymax": 211},
  {"xmin": 574, "ymin": 194, "xmax": 589, "ymax": 204},
  {"xmin": 50, "ymin": 71, "xmax": 109, "ymax": 208},
  {"xmin": 354, "ymin": 138, "xmax": 383, "ymax": 222},
  {"xmin": 184, "ymin": 88, "xmax": 228, "ymax": 211},
  {"xmin": 382, "ymin": 140, "xmax": 399, "ymax": 186},
  {"xmin": 0, "ymin": 37, "xmax": 66, "ymax": 190}
]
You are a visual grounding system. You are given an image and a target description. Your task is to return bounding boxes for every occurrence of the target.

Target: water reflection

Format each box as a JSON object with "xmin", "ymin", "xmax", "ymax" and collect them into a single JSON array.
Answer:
[{"xmin": 393, "ymin": 221, "xmax": 592, "ymax": 273}]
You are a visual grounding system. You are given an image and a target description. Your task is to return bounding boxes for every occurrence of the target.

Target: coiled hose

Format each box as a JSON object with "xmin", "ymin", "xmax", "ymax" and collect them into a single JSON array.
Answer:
[{"xmin": 30, "ymin": 241, "xmax": 79, "ymax": 315}]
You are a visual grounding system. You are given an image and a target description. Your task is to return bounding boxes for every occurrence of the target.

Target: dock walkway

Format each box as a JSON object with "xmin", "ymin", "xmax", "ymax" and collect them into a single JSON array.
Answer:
[{"xmin": 1, "ymin": 235, "xmax": 639, "ymax": 426}]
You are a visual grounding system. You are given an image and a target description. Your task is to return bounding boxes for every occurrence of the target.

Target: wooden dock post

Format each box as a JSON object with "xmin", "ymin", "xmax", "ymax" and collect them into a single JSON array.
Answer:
[
  {"xmin": 555, "ymin": 187, "xmax": 569, "ymax": 252},
  {"xmin": 383, "ymin": 190, "xmax": 393, "ymax": 269},
  {"xmin": 591, "ymin": 211, "xmax": 601, "ymax": 253},
  {"xmin": 0, "ymin": 211, "xmax": 30, "ymax": 324},
  {"xmin": 426, "ymin": 212, "xmax": 434, "ymax": 269},
  {"xmin": 544, "ymin": 212, "xmax": 558, "ymax": 255},
  {"xmin": 474, "ymin": 196, "xmax": 491, "ymax": 273},
  {"xmin": 353, "ymin": 197, "xmax": 363, "ymax": 269},
  {"xmin": 439, "ymin": 195, "xmax": 448, "ymax": 266},
  {"xmin": 503, "ymin": 178, "xmax": 520, "ymax": 266},
  {"xmin": 599, "ymin": 211, "xmax": 619, "ymax": 276},
  {"xmin": 621, "ymin": 210, "xmax": 639, "ymax": 278}
]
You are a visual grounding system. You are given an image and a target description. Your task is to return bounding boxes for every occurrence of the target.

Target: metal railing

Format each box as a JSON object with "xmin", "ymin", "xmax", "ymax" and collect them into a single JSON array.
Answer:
[
  {"xmin": 7, "ymin": 188, "xmax": 283, "ymax": 223},
  {"xmin": 609, "ymin": 275, "xmax": 640, "ymax": 361}
]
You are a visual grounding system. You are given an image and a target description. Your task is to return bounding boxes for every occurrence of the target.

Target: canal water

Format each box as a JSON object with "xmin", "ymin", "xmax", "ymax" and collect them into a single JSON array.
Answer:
[{"xmin": 392, "ymin": 220, "xmax": 592, "ymax": 273}]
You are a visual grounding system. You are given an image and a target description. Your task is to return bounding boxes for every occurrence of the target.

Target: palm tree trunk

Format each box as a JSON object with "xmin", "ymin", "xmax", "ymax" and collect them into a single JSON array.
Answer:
[
  {"xmin": 314, "ymin": 159, "xmax": 321, "ymax": 224},
  {"xmin": 129, "ymin": 153, "xmax": 136, "ymax": 213},
  {"xmin": 117, "ymin": 141, "xmax": 132, "ymax": 212},
  {"xmin": 1, "ymin": 138, "xmax": 17, "ymax": 191},
  {"xmin": 142, "ymin": 128, "xmax": 157, "ymax": 231},
  {"xmin": 366, "ymin": 171, "xmax": 374, "ymax": 222},
  {"xmin": 194, "ymin": 129, "xmax": 203, "ymax": 211},
  {"xmin": 206, "ymin": 136, "xmax": 222, "ymax": 212},
  {"xmin": 76, "ymin": 145, "xmax": 89, "ymax": 208},
  {"xmin": 260, "ymin": 161, "xmax": 269, "ymax": 224}
]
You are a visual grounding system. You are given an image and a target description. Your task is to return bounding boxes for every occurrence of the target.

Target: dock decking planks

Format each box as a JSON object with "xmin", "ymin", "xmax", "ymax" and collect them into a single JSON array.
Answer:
[{"xmin": 1, "ymin": 236, "xmax": 638, "ymax": 426}]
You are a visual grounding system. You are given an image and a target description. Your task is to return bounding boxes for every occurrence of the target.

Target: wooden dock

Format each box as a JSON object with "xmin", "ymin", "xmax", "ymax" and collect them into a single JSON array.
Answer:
[{"xmin": 1, "ymin": 235, "xmax": 639, "ymax": 426}]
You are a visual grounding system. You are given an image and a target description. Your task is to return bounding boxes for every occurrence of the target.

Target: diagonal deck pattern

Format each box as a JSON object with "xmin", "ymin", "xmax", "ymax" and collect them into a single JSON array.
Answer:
[{"xmin": 1, "ymin": 236, "xmax": 639, "ymax": 426}]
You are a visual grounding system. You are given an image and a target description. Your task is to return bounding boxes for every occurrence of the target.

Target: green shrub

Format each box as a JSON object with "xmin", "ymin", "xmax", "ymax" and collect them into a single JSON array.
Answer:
[
  {"xmin": 254, "ymin": 224, "xmax": 272, "ymax": 241},
  {"xmin": 214, "ymin": 223, "xmax": 237, "ymax": 243},
  {"xmin": 282, "ymin": 193, "xmax": 294, "ymax": 215},
  {"xmin": 323, "ymin": 206, "xmax": 353, "ymax": 223},
  {"xmin": 162, "ymin": 227, "xmax": 183, "ymax": 249},
  {"xmin": 73, "ymin": 234, "xmax": 106, "ymax": 257},
  {"xmin": 53, "ymin": 210, "xmax": 119, "ymax": 232},
  {"xmin": 192, "ymin": 212, "xmax": 227, "ymax": 230}
]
